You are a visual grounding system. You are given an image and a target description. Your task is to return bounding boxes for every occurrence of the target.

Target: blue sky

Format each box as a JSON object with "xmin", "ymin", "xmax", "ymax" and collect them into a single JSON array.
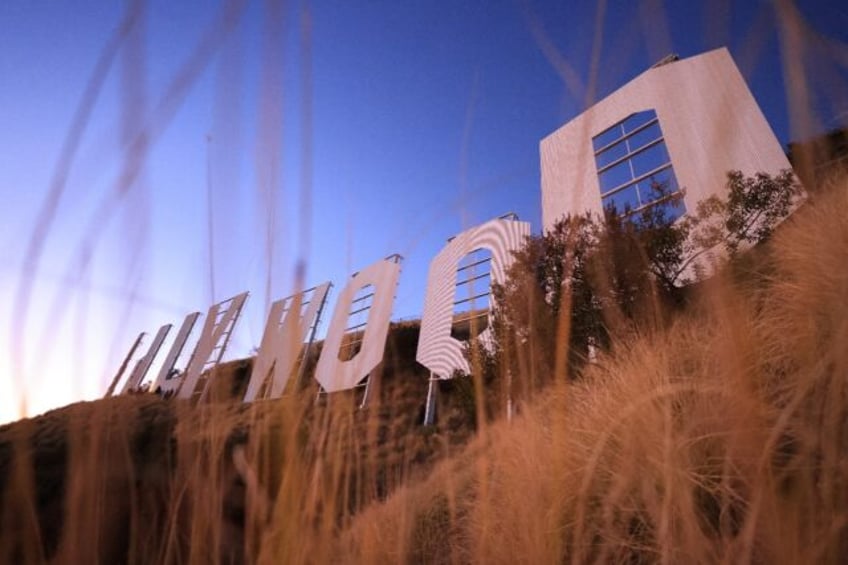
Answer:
[{"xmin": 1, "ymin": 0, "xmax": 846, "ymax": 423}]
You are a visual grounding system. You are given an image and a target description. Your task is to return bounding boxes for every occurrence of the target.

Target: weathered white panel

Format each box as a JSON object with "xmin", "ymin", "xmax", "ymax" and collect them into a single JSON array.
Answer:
[
  {"xmin": 105, "ymin": 332, "xmax": 145, "ymax": 398},
  {"xmin": 151, "ymin": 311, "xmax": 201, "ymax": 395},
  {"xmin": 540, "ymin": 47, "xmax": 793, "ymax": 230},
  {"xmin": 177, "ymin": 292, "xmax": 249, "ymax": 400},
  {"xmin": 314, "ymin": 257, "xmax": 401, "ymax": 393},
  {"xmin": 244, "ymin": 282, "xmax": 331, "ymax": 401},
  {"xmin": 121, "ymin": 323, "xmax": 171, "ymax": 394},
  {"xmin": 416, "ymin": 217, "xmax": 530, "ymax": 379}
]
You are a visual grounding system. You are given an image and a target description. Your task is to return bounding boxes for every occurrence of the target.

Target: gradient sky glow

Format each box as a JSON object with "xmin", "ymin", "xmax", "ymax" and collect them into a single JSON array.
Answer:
[{"xmin": 1, "ymin": 1, "xmax": 847, "ymax": 424}]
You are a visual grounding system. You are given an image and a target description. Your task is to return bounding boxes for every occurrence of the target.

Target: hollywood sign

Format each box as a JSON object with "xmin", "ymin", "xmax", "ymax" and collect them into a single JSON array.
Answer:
[{"xmin": 107, "ymin": 216, "xmax": 530, "ymax": 407}]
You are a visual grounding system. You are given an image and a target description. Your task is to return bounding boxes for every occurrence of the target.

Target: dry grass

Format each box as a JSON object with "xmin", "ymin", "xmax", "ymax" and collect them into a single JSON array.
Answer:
[
  {"xmin": 337, "ymin": 177, "xmax": 848, "ymax": 564},
  {"xmin": 2, "ymin": 177, "xmax": 846, "ymax": 564},
  {"xmin": 0, "ymin": 321, "xmax": 476, "ymax": 563},
  {"xmin": 5, "ymin": 2, "xmax": 848, "ymax": 563}
]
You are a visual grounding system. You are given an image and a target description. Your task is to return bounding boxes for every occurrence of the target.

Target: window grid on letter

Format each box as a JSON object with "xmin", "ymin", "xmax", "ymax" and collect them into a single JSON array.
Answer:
[
  {"xmin": 338, "ymin": 284, "xmax": 374, "ymax": 361},
  {"xmin": 451, "ymin": 248, "xmax": 492, "ymax": 340},
  {"xmin": 592, "ymin": 110, "xmax": 685, "ymax": 219}
]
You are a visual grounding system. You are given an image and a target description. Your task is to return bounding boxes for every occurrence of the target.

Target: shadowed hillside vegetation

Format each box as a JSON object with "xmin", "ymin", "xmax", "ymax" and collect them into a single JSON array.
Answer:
[
  {"xmin": 1, "ymin": 176, "xmax": 847, "ymax": 563},
  {"xmin": 338, "ymin": 177, "xmax": 848, "ymax": 564},
  {"xmin": 0, "ymin": 319, "xmax": 478, "ymax": 563},
  {"xmin": 4, "ymin": 2, "xmax": 848, "ymax": 562}
]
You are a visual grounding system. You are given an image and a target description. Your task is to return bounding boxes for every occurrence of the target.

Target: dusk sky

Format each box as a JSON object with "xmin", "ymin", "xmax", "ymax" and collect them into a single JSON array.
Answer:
[{"xmin": 1, "ymin": 0, "xmax": 846, "ymax": 423}]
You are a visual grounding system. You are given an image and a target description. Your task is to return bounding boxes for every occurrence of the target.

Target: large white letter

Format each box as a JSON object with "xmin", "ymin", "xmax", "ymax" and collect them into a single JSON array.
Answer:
[
  {"xmin": 416, "ymin": 216, "xmax": 529, "ymax": 379},
  {"xmin": 150, "ymin": 311, "xmax": 201, "ymax": 395},
  {"xmin": 121, "ymin": 323, "xmax": 172, "ymax": 394},
  {"xmin": 177, "ymin": 292, "xmax": 249, "ymax": 401},
  {"xmin": 314, "ymin": 256, "xmax": 401, "ymax": 393},
  {"xmin": 244, "ymin": 282, "xmax": 331, "ymax": 401}
]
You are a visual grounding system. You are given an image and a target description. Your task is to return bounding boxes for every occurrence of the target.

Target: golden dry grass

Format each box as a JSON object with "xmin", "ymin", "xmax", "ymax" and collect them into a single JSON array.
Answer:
[
  {"xmin": 5, "ymin": 2, "xmax": 848, "ymax": 563},
  {"xmin": 0, "ymin": 322, "xmax": 477, "ymax": 563},
  {"xmin": 337, "ymin": 177, "xmax": 848, "ymax": 564},
  {"xmin": 3, "ymin": 176, "xmax": 844, "ymax": 564}
]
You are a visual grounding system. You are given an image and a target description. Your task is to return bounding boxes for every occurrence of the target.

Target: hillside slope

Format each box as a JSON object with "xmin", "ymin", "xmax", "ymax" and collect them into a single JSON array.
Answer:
[
  {"xmin": 0, "ymin": 320, "xmax": 478, "ymax": 563},
  {"xmin": 338, "ymin": 181, "xmax": 848, "ymax": 563},
  {"xmin": 3, "ymin": 181, "xmax": 846, "ymax": 564}
]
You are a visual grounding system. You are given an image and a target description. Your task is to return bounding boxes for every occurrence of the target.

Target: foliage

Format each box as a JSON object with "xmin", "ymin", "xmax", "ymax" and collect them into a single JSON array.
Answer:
[
  {"xmin": 472, "ymin": 214, "xmax": 604, "ymax": 410},
  {"xmin": 468, "ymin": 170, "xmax": 802, "ymax": 416},
  {"xmin": 343, "ymin": 177, "xmax": 848, "ymax": 564},
  {"xmin": 619, "ymin": 184, "xmax": 690, "ymax": 297},
  {"xmin": 0, "ymin": 172, "xmax": 837, "ymax": 564},
  {"xmin": 715, "ymin": 169, "xmax": 803, "ymax": 253}
]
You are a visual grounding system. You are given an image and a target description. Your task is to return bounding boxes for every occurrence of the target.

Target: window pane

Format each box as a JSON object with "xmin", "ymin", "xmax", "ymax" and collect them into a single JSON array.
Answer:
[
  {"xmin": 453, "ymin": 290, "xmax": 491, "ymax": 313},
  {"xmin": 592, "ymin": 123, "xmax": 624, "ymax": 151},
  {"xmin": 457, "ymin": 248, "xmax": 491, "ymax": 269},
  {"xmin": 594, "ymin": 108, "xmax": 686, "ymax": 222},
  {"xmin": 622, "ymin": 110, "xmax": 657, "ymax": 134},
  {"xmin": 646, "ymin": 194, "xmax": 687, "ymax": 223},
  {"xmin": 638, "ymin": 167, "xmax": 679, "ymax": 204},
  {"xmin": 663, "ymin": 198, "xmax": 687, "ymax": 222},
  {"xmin": 454, "ymin": 249, "xmax": 492, "ymax": 315},
  {"xmin": 630, "ymin": 142, "xmax": 670, "ymax": 178},
  {"xmin": 456, "ymin": 270, "xmax": 491, "ymax": 290},
  {"xmin": 626, "ymin": 122, "xmax": 662, "ymax": 153},
  {"xmin": 603, "ymin": 183, "xmax": 641, "ymax": 214},
  {"xmin": 657, "ymin": 167, "xmax": 680, "ymax": 194},
  {"xmin": 595, "ymin": 138, "xmax": 628, "ymax": 168},
  {"xmin": 598, "ymin": 159, "xmax": 632, "ymax": 194}
]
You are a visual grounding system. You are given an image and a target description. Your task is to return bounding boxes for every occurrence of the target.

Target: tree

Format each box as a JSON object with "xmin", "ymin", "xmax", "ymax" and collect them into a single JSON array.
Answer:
[
  {"xmin": 603, "ymin": 169, "xmax": 803, "ymax": 292},
  {"xmin": 465, "ymin": 212, "xmax": 605, "ymax": 417},
  {"xmin": 717, "ymin": 169, "xmax": 803, "ymax": 253},
  {"xmin": 596, "ymin": 181, "xmax": 689, "ymax": 308},
  {"xmin": 465, "ymin": 169, "xmax": 803, "ymax": 418}
]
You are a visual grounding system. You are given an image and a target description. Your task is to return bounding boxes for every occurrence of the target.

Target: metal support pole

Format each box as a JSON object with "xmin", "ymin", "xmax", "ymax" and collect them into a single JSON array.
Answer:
[
  {"xmin": 506, "ymin": 369, "xmax": 513, "ymax": 422},
  {"xmin": 359, "ymin": 375, "xmax": 372, "ymax": 410},
  {"xmin": 423, "ymin": 373, "xmax": 438, "ymax": 426}
]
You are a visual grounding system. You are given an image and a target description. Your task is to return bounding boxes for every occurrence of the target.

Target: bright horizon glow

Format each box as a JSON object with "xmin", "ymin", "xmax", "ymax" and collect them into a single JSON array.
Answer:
[{"xmin": 2, "ymin": 1, "xmax": 846, "ymax": 425}]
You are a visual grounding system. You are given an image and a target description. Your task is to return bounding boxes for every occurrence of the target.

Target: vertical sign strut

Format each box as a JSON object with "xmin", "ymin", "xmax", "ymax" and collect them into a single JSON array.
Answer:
[{"xmin": 423, "ymin": 372, "xmax": 438, "ymax": 426}]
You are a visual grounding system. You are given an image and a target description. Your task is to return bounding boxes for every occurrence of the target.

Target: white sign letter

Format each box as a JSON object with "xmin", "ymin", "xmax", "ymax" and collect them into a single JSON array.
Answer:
[
  {"xmin": 177, "ymin": 292, "xmax": 249, "ymax": 401},
  {"xmin": 314, "ymin": 256, "xmax": 401, "ymax": 393},
  {"xmin": 244, "ymin": 282, "xmax": 331, "ymax": 401},
  {"xmin": 416, "ymin": 216, "xmax": 529, "ymax": 379}
]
